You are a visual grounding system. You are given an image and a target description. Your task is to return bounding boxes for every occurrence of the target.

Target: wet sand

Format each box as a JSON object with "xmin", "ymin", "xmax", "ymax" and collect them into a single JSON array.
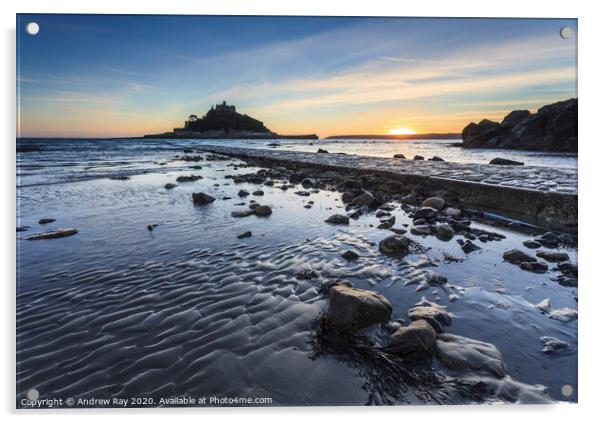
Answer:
[{"xmin": 16, "ymin": 146, "xmax": 578, "ymax": 407}]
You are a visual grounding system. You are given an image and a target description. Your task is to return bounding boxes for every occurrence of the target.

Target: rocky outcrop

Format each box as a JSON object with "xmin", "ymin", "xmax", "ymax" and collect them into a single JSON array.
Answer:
[{"xmin": 461, "ymin": 99, "xmax": 577, "ymax": 152}]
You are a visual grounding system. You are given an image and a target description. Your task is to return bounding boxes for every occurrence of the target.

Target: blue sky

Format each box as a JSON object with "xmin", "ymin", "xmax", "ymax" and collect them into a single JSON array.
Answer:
[{"xmin": 17, "ymin": 14, "xmax": 577, "ymax": 137}]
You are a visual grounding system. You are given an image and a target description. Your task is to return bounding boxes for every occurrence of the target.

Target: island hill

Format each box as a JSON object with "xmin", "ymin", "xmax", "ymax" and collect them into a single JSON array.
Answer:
[{"xmin": 144, "ymin": 102, "xmax": 318, "ymax": 140}]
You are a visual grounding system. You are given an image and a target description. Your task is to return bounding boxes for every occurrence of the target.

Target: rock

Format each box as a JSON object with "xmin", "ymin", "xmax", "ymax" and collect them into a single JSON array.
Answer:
[
  {"xmin": 442, "ymin": 208, "xmax": 461, "ymax": 220},
  {"xmin": 489, "ymin": 158, "xmax": 525, "ymax": 166},
  {"xmin": 409, "ymin": 304, "xmax": 452, "ymax": 328},
  {"xmin": 536, "ymin": 299, "xmax": 578, "ymax": 322},
  {"xmin": 254, "ymin": 205, "xmax": 272, "ymax": 217},
  {"xmin": 317, "ymin": 148, "xmax": 329, "ymax": 154},
  {"xmin": 435, "ymin": 223, "xmax": 455, "ymax": 241},
  {"xmin": 164, "ymin": 183, "xmax": 177, "ymax": 190},
  {"xmin": 341, "ymin": 250, "xmax": 359, "ymax": 261},
  {"xmin": 23, "ymin": 228, "xmax": 79, "ymax": 240},
  {"xmin": 413, "ymin": 207, "xmax": 438, "ymax": 220},
  {"xmin": 295, "ymin": 190, "xmax": 311, "ymax": 197},
  {"xmin": 351, "ymin": 191, "xmax": 378, "ymax": 208},
  {"xmin": 192, "ymin": 192, "xmax": 216, "ymax": 205},
  {"xmin": 556, "ymin": 275, "xmax": 578, "ymax": 287},
  {"xmin": 327, "ymin": 285, "xmax": 392, "ymax": 332},
  {"xmin": 536, "ymin": 298, "xmax": 552, "ymax": 313},
  {"xmin": 435, "ymin": 333, "xmax": 506, "ymax": 378},
  {"xmin": 421, "ymin": 197, "xmax": 446, "ymax": 210},
  {"xmin": 386, "ymin": 320, "xmax": 437, "ymax": 356},
  {"xmin": 536, "ymin": 251, "xmax": 570, "ymax": 262},
  {"xmin": 461, "ymin": 99, "xmax": 577, "ymax": 152},
  {"xmin": 289, "ymin": 173, "xmax": 304, "ymax": 184},
  {"xmin": 375, "ymin": 210, "xmax": 391, "ymax": 218},
  {"xmin": 411, "ymin": 225, "xmax": 431, "ymax": 236},
  {"xmin": 16, "ymin": 226, "xmax": 30, "ymax": 232},
  {"xmin": 522, "ymin": 240, "xmax": 541, "ymax": 249},
  {"xmin": 548, "ymin": 307, "xmax": 578, "ymax": 322},
  {"xmin": 231, "ymin": 210, "xmax": 255, "ymax": 218},
  {"xmin": 503, "ymin": 249, "xmax": 537, "ymax": 264},
  {"xmin": 540, "ymin": 336, "xmax": 569, "ymax": 354},
  {"xmin": 237, "ymin": 189, "xmax": 250, "ymax": 197},
  {"xmin": 147, "ymin": 224, "xmax": 157, "ymax": 231},
  {"xmin": 342, "ymin": 179, "xmax": 363, "ymax": 190},
  {"xmin": 378, "ymin": 235, "xmax": 410, "ymax": 256},
  {"xmin": 296, "ymin": 270, "xmax": 319, "ymax": 280},
  {"xmin": 237, "ymin": 231, "xmax": 252, "ymax": 239},
  {"xmin": 458, "ymin": 239, "xmax": 481, "ymax": 254},
  {"xmin": 301, "ymin": 178, "xmax": 319, "ymax": 188},
  {"xmin": 377, "ymin": 216, "xmax": 395, "ymax": 229},
  {"xmin": 325, "ymin": 214, "xmax": 349, "ymax": 225},
  {"xmin": 534, "ymin": 232, "xmax": 560, "ymax": 248},
  {"xmin": 413, "ymin": 155, "xmax": 424, "ymax": 160},
  {"xmin": 319, "ymin": 279, "xmax": 353, "ymax": 294},
  {"xmin": 252, "ymin": 190, "xmax": 264, "ymax": 196},
  {"xmin": 176, "ymin": 175, "xmax": 202, "ymax": 182},
  {"xmin": 108, "ymin": 175, "xmax": 130, "ymax": 180},
  {"xmin": 393, "ymin": 153, "xmax": 406, "ymax": 159},
  {"xmin": 430, "ymin": 156, "xmax": 445, "ymax": 161},
  {"xmin": 520, "ymin": 261, "xmax": 549, "ymax": 273},
  {"xmin": 38, "ymin": 218, "xmax": 56, "ymax": 224},
  {"xmin": 557, "ymin": 262, "xmax": 578, "ymax": 276}
]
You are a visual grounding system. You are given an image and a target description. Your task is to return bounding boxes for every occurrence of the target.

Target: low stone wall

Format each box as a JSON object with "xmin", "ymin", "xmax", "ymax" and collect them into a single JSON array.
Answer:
[{"xmin": 198, "ymin": 146, "xmax": 578, "ymax": 233}]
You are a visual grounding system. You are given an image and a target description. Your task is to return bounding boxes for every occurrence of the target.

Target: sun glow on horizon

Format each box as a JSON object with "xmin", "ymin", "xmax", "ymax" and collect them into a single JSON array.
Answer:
[{"xmin": 388, "ymin": 127, "xmax": 416, "ymax": 135}]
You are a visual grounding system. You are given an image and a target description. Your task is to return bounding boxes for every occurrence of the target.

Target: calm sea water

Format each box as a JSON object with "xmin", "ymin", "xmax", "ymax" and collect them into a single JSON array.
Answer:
[
  {"xmin": 16, "ymin": 138, "xmax": 578, "ymax": 406},
  {"xmin": 16, "ymin": 138, "xmax": 577, "ymax": 188}
]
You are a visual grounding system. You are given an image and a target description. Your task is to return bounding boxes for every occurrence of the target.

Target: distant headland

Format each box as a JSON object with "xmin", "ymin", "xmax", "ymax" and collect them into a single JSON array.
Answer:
[{"xmin": 144, "ymin": 101, "xmax": 318, "ymax": 140}]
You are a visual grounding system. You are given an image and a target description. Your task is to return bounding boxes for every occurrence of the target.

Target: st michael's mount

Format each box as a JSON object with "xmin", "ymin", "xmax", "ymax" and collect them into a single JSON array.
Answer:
[{"xmin": 144, "ymin": 102, "xmax": 318, "ymax": 140}]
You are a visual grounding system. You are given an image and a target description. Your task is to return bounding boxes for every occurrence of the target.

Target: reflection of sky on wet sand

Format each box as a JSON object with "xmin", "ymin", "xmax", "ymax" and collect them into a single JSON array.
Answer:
[{"xmin": 17, "ymin": 145, "xmax": 577, "ymax": 404}]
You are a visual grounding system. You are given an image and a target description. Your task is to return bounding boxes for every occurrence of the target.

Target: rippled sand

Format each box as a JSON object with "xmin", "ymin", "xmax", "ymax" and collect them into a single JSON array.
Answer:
[{"xmin": 16, "ymin": 147, "xmax": 578, "ymax": 407}]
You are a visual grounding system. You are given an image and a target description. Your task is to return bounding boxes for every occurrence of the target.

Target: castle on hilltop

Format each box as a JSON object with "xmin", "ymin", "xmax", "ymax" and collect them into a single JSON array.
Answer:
[
  {"xmin": 143, "ymin": 101, "xmax": 318, "ymax": 139},
  {"xmin": 174, "ymin": 101, "xmax": 273, "ymax": 137}
]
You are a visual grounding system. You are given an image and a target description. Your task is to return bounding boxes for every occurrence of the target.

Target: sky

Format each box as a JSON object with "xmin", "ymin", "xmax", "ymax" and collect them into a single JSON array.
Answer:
[{"xmin": 16, "ymin": 14, "xmax": 577, "ymax": 138}]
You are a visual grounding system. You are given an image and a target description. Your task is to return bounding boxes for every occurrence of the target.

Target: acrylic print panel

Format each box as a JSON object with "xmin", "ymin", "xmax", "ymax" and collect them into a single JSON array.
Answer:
[{"xmin": 16, "ymin": 14, "xmax": 578, "ymax": 408}]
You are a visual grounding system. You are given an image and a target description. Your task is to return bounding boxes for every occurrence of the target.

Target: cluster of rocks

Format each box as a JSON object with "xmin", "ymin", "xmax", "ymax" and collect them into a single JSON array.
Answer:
[
  {"xmin": 231, "ymin": 201, "xmax": 272, "ymax": 218},
  {"xmin": 393, "ymin": 154, "xmax": 445, "ymax": 162},
  {"xmin": 322, "ymin": 280, "xmax": 509, "ymax": 379},
  {"xmin": 461, "ymin": 98, "xmax": 577, "ymax": 152},
  {"xmin": 501, "ymin": 228, "xmax": 577, "ymax": 284}
]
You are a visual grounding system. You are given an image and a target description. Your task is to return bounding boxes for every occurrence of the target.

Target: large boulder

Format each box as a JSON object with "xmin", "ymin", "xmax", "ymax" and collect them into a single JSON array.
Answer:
[
  {"xmin": 503, "ymin": 249, "xmax": 537, "ymax": 264},
  {"xmin": 421, "ymin": 196, "xmax": 445, "ymax": 210},
  {"xmin": 436, "ymin": 333, "xmax": 507, "ymax": 378},
  {"xmin": 325, "ymin": 214, "xmax": 349, "ymax": 225},
  {"xmin": 328, "ymin": 285, "xmax": 392, "ymax": 332},
  {"xmin": 386, "ymin": 320, "xmax": 437, "ymax": 356},
  {"xmin": 192, "ymin": 192, "xmax": 216, "ymax": 205},
  {"xmin": 378, "ymin": 235, "xmax": 410, "ymax": 256},
  {"xmin": 413, "ymin": 207, "xmax": 438, "ymax": 220},
  {"xmin": 351, "ymin": 191, "xmax": 379, "ymax": 208},
  {"xmin": 489, "ymin": 158, "xmax": 524, "ymax": 166},
  {"xmin": 254, "ymin": 205, "xmax": 272, "ymax": 217}
]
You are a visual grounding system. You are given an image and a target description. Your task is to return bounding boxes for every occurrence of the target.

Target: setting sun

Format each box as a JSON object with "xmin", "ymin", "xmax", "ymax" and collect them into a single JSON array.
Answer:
[{"xmin": 388, "ymin": 127, "xmax": 416, "ymax": 135}]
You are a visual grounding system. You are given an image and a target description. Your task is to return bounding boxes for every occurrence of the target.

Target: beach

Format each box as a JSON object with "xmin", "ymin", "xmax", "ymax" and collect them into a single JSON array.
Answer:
[{"xmin": 16, "ymin": 138, "xmax": 578, "ymax": 406}]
